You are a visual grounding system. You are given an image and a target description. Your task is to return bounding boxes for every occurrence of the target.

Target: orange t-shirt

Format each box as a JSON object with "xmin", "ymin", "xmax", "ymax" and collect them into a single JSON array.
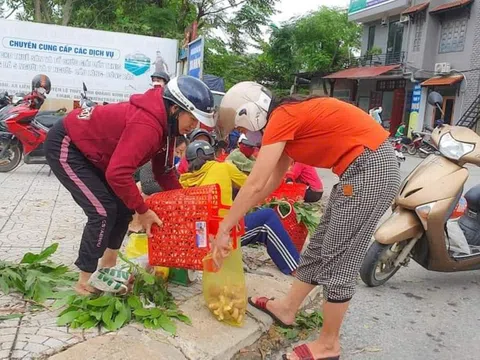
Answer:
[{"xmin": 262, "ymin": 97, "xmax": 389, "ymax": 176}]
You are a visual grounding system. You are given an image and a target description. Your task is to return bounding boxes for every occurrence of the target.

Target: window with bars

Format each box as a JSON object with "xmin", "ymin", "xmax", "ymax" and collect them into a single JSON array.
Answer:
[
  {"xmin": 412, "ymin": 13, "xmax": 425, "ymax": 52},
  {"xmin": 439, "ymin": 16, "xmax": 468, "ymax": 53}
]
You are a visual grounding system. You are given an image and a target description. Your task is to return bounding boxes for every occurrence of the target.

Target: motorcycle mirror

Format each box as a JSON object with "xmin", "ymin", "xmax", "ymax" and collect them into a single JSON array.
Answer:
[
  {"xmin": 427, "ymin": 91, "xmax": 443, "ymax": 107},
  {"xmin": 83, "ymin": 82, "xmax": 88, "ymax": 92}
]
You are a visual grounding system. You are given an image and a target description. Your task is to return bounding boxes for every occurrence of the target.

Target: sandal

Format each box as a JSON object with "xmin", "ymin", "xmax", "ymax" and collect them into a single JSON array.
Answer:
[
  {"xmin": 248, "ymin": 297, "xmax": 293, "ymax": 328},
  {"xmin": 282, "ymin": 344, "xmax": 340, "ymax": 360}
]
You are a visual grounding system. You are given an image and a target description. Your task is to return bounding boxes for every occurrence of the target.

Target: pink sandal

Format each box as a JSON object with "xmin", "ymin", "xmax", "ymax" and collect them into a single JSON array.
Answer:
[
  {"xmin": 248, "ymin": 297, "xmax": 293, "ymax": 328},
  {"xmin": 282, "ymin": 344, "xmax": 340, "ymax": 360}
]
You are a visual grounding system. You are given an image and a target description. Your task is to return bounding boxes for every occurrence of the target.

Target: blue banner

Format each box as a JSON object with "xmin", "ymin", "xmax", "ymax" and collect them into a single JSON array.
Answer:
[
  {"xmin": 187, "ymin": 37, "xmax": 204, "ymax": 79},
  {"xmin": 408, "ymin": 83, "xmax": 422, "ymax": 136}
]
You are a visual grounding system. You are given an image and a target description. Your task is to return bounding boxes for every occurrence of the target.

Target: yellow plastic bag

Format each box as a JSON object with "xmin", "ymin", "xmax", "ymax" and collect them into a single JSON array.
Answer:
[
  {"xmin": 125, "ymin": 233, "xmax": 170, "ymax": 281},
  {"xmin": 202, "ymin": 247, "xmax": 247, "ymax": 327}
]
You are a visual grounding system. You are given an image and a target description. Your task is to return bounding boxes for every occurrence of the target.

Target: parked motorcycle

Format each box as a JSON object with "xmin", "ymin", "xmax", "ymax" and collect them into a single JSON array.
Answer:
[
  {"xmin": 404, "ymin": 131, "xmax": 425, "ymax": 156},
  {"xmin": 360, "ymin": 91, "xmax": 480, "ymax": 287},
  {"xmin": 0, "ymin": 83, "xmax": 94, "ymax": 172}
]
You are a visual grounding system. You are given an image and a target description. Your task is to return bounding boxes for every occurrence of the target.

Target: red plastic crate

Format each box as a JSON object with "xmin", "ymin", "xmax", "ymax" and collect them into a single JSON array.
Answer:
[
  {"xmin": 276, "ymin": 206, "xmax": 309, "ymax": 253},
  {"xmin": 146, "ymin": 184, "xmax": 244, "ymax": 270},
  {"xmin": 266, "ymin": 182, "xmax": 307, "ymax": 204}
]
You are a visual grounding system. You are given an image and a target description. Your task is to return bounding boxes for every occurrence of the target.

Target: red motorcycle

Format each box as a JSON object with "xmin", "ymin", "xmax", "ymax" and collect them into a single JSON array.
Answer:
[
  {"xmin": 0, "ymin": 93, "xmax": 65, "ymax": 172},
  {"xmin": 0, "ymin": 83, "xmax": 95, "ymax": 172}
]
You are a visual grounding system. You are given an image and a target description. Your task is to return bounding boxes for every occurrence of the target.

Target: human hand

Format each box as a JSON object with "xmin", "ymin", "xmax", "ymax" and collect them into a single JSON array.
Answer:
[
  {"xmin": 211, "ymin": 227, "xmax": 232, "ymax": 269},
  {"xmin": 137, "ymin": 209, "xmax": 162, "ymax": 237}
]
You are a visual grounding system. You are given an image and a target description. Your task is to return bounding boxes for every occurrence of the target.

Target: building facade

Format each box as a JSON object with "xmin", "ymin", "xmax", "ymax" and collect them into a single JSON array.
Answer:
[{"xmin": 310, "ymin": 0, "xmax": 480, "ymax": 135}]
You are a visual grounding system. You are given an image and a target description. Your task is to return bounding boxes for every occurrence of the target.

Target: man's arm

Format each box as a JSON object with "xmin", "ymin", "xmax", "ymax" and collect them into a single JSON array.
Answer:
[
  {"xmin": 151, "ymin": 154, "xmax": 181, "ymax": 191},
  {"xmin": 105, "ymin": 125, "xmax": 160, "ymax": 214}
]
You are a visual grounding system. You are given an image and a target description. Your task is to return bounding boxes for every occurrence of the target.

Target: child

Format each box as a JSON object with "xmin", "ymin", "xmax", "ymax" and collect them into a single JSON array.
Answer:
[
  {"xmin": 180, "ymin": 140, "xmax": 299, "ymax": 274},
  {"xmin": 286, "ymin": 162, "xmax": 324, "ymax": 203}
]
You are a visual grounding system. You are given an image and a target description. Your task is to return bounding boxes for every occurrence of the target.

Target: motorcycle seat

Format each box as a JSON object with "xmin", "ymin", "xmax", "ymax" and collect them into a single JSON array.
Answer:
[
  {"xmin": 465, "ymin": 184, "xmax": 480, "ymax": 212},
  {"xmin": 34, "ymin": 114, "xmax": 64, "ymax": 128}
]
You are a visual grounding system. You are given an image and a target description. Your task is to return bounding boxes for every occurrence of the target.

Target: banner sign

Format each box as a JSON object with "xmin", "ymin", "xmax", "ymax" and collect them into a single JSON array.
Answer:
[
  {"xmin": 0, "ymin": 19, "xmax": 178, "ymax": 104},
  {"xmin": 187, "ymin": 37, "xmax": 204, "ymax": 79},
  {"xmin": 348, "ymin": 0, "xmax": 395, "ymax": 14}
]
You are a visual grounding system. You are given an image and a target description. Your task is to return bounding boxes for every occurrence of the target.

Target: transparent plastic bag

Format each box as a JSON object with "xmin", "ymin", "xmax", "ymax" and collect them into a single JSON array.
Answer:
[
  {"xmin": 202, "ymin": 247, "xmax": 247, "ymax": 327},
  {"xmin": 125, "ymin": 233, "xmax": 170, "ymax": 280}
]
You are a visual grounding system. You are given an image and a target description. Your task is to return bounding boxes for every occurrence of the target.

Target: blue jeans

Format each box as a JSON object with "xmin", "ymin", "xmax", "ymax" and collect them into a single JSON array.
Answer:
[{"xmin": 243, "ymin": 208, "xmax": 300, "ymax": 274}]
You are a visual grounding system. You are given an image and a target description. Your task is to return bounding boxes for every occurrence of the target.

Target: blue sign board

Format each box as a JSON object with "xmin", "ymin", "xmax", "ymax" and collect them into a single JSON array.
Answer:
[
  {"xmin": 187, "ymin": 37, "xmax": 204, "ymax": 79},
  {"xmin": 408, "ymin": 83, "xmax": 422, "ymax": 136}
]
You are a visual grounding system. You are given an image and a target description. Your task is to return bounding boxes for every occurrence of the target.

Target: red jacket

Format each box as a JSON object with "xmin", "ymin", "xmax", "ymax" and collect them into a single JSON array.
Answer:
[
  {"xmin": 63, "ymin": 88, "xmax": 180, "ymax": 214},
  {"xmin": 286, "ymin": 163, "xmax": 323, "ymax": 192}
]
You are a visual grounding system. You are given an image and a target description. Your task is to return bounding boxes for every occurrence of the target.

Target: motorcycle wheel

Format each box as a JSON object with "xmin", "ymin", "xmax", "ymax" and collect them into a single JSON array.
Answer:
[
  {"xmin": 418, "ymin": 149, "xmax": 429, "ymax": 158},
  {"xmin": 407, "ymin": 144, "xmax": 418, "ymax": 156},
  {"xmin": 0, "ymin": 143, "xmax": 22, "ymax": 172},
  {"xmin": 360, "ymin": 240, "xmax": 408, "ymax": 287}
]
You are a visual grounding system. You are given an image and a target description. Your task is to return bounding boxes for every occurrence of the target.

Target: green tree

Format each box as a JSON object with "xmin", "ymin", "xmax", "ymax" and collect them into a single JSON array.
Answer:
[
  {"xmin": 255, "ymin": 6, "xmax": 361, "ymax": 92},
  {"xmin": 6, "ymin": 0, "xmax": 278, "ymax": 47}
]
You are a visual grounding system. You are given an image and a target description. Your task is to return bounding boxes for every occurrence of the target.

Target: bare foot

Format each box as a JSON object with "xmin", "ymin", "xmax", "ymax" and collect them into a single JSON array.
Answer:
[
  {"xmin": 285, "ymin": 341, "xmax": 341, "ymax": 360},
  {"xmin": 74, "ymin": 282, "xmax": 100, "ymax": 296},
  {"xmin": 250, "ymin": 297, "xmax": 296, "ymax": 326}
]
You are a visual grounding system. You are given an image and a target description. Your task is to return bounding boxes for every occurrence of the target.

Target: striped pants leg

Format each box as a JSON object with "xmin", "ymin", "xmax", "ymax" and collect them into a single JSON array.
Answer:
[
  {"xmin": 45, "ymin": 120, "xmax": 133, "ymax": 273},
  {"xmin": 242, "ymin": 208, "xmax": 300, "ymax": 274},
  {"xmin": 296, "ymin": 140, "xmax": 401, "ymax": 302}
]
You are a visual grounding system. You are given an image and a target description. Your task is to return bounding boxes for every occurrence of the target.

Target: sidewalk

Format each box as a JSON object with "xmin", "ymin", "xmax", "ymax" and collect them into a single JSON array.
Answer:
[{"xmin": 0, "ymin": 165, "xmax": 319, "ymax": 360}]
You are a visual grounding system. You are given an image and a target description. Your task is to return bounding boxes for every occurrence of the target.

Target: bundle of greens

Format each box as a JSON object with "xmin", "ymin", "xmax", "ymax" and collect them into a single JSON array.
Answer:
[
  {"xmin": 53, "ymin": 253, "xmax": 190, "ymax": 333},
  {"xmin": 0, "ymin": 244, "xmax": 77, "ymax": 304}
]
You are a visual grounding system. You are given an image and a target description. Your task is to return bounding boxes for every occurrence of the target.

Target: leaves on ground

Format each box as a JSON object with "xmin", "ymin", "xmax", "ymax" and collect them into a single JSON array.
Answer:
[{"xmin": 0, "ymin": 244, "xmax": 190, "ymax": 333}]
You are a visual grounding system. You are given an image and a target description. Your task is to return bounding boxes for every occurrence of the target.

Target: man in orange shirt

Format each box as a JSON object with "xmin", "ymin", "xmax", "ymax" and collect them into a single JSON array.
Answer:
[{"xmin": 213, "ymin": 82, "xmax": 401, "ymax": 360}]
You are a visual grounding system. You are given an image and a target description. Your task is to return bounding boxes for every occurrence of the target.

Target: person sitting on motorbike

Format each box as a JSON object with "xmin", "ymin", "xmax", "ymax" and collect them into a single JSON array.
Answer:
[
  {"xmin": 177, "ymin": 128, "xmax": 216, "ymax": 174},
  {"xmin": 45, "ymin": 75, "xmax": 215, "ymax": 295},
  {"xmin": 151, "ymin": 71, "xmax": 170, "ymax": 88},
  {"xmin": 23, "ymin": 74, "xmax": 51, "ymax": 110},
  {"xmin": 180, "ymin": 140, "xmax": 300, "ymax": 275},
  {"xmin": 395, "ymin": 122, "xmax": 406, "ymax": 138},
  {"xmin": 226, "ymin": 135, "xmax": 257, "ymax": 173}
]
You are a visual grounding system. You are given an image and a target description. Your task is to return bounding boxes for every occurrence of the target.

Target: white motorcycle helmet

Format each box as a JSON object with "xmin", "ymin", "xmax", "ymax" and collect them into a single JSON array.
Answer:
[{"xmin": 218, "ymin": 82, "xmax": 273, "ymax": 137}]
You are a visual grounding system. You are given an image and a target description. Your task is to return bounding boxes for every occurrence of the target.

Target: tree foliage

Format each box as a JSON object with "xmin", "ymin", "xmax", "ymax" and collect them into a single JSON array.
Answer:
[
  {"xmin": 5, "ymin": 0, "xmax": 277, "ymax": 49},
  {"xmin": 255, "ymin": 6, "xmax": 361, "ymax": 91}
]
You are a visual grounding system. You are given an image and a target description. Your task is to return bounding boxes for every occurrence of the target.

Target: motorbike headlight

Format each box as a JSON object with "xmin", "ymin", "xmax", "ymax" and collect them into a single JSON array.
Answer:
[
  {"xmin": 438, "ymin": 133, "xmax": 474, "ymax": 160},
  {"xmin": 415, "ymin": 202, "xmax": 435, "ymax": 230}
]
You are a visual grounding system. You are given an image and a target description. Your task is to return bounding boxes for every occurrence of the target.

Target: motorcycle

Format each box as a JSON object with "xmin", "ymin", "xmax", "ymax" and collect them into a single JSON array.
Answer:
[
  {"xmin": 0, "ymin": 83, "xmax": 93, "ymax": 172},
  {"xmin": 403, "ymin": 131, "xmax": 425, "ymax": 156},
  {"xmin": 360, "ymin": 91, "xmax": 480, "ymax": 287}
]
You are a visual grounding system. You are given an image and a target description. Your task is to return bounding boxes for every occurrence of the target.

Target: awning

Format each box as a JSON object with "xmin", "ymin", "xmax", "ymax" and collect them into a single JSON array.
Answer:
[
  {"xmin": 421, "ymin": 75, "xmax": 464, "ymax": 86},
  {"xmin": 402, "ymin": 2, "xmax": 429, "ymax": 15},
  {"xmin": 430, "ymin": 0, "xmax": 473, "ymax": 14},
  {"xmin": 323, "ymin": 65, "xmax": 400, "ymax": 80}
]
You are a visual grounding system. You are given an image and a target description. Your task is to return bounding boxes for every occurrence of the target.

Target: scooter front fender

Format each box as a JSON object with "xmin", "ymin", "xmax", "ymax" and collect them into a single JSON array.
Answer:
[{"xmin": 375, "ymin": 207, "xmax": 424, "ymax": 245}]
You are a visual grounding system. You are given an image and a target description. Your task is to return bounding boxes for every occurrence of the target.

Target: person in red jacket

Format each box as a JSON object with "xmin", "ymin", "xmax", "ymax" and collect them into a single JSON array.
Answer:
[
  {"xmin": 45, "ymin": 76, "xmax": 215, "ymax": 295},
  {"xmin": 285, "ymin": 162, "xmax": 324, "ymax": 203}
]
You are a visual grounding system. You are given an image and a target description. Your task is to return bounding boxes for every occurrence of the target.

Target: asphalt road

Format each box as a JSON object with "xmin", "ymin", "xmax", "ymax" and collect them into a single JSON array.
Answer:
[{"xmin": 316, "ymin": 156, "xmax": 480, "ymax": 360}]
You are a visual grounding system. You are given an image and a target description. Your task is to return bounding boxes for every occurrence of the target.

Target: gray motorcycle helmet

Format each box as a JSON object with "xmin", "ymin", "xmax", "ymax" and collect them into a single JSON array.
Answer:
[
  {"xmin": 187, "ymin": 128, "xmax": 215, "ymax": 146},
  {"xmin": 185, "ymin": 140, "xmax": 215, "ymax": 162}
]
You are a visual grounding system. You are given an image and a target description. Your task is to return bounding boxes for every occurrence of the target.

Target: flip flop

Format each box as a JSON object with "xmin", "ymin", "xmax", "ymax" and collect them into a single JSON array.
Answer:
[
  {"xmin": 247, "ymin": 297, "xmax": 293, "ymax": 328},
  {"xmin": 282, "ymin": 344, "xmax": 340, "ymax": 360}
]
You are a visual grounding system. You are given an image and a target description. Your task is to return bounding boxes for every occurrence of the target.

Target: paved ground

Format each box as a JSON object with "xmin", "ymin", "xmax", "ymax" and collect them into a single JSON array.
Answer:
[
  {"xmin": 1, "ymin": 156, "xmax": 480, "ymax": 359},
  {"xmin": 317, "ymin": 156, "xmax": 480, "ymax": 360}
]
